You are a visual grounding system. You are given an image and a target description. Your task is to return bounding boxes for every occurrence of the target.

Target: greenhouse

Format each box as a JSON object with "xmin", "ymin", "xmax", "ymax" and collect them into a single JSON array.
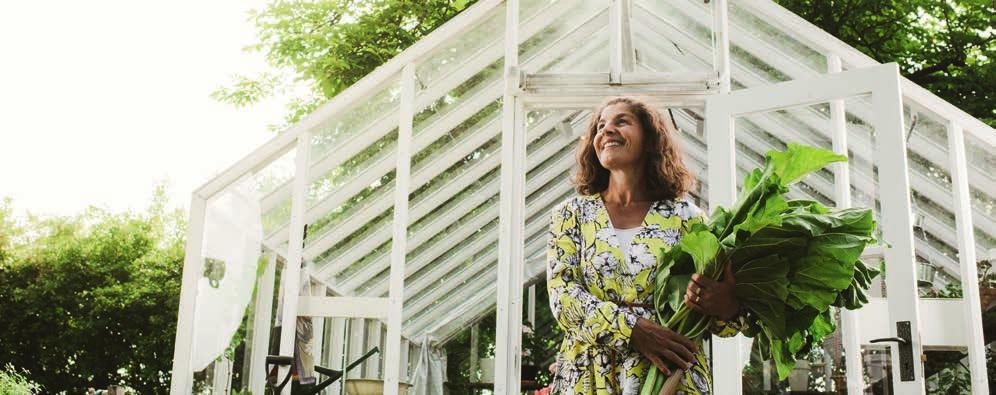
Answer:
[{"xmin": 169, "ymin": 0, "xmax": 995, "ymax": 394}]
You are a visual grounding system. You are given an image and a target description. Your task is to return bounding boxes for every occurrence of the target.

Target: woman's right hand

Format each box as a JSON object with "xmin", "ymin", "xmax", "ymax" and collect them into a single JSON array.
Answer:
[{"xmin": 630, "ymin": 317, "xmax": 698, "ymax": 375}]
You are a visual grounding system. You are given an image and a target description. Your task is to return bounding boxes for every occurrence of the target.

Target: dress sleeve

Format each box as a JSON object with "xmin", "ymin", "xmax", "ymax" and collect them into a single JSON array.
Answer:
[
  {"xmin": 546, "ymin": 201, "xmax": 638, "ymax": 351},
  {"xmin": 680, "ymin": 199, "xmax": 750, "ymax": 338}
]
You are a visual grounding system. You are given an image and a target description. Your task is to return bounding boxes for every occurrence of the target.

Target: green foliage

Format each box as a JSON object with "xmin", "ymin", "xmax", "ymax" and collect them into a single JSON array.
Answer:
[
  {"xmin": 644, "ymin": 145, "xmax": 880, "ymax": 391},
  {"xmin": 0, "ymin": 364, "xmax": 42, "ymax": 395},
  {"xmin": 0, "ymin": 188, "xmax": 186, "ymax": 394},
  {"xmin": 215, "ymin": 0, "xmax": 478, "ymax": 129},
  {"xmin": 776, "ymin": 0, "xmax": 996, "ymax": 126}
]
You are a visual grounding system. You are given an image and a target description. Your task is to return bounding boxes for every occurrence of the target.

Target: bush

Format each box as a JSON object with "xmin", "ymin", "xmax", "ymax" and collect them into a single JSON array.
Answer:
[
  {"xmin": 0, "ymin": 189, "xmax": 185, "ymax": 394},
  {"xmin": 0, "ymin": 364, "xmax": 42, "ymax": 395}
]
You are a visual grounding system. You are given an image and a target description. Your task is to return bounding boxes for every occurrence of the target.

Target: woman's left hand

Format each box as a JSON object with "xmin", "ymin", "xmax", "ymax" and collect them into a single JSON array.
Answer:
[{"xmin": 684, "ymin": 263, "xmax": 740, "ymax": 321}]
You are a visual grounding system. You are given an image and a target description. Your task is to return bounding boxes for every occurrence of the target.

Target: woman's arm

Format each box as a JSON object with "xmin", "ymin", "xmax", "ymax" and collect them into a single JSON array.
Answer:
[{"xmin": 546, "ymin": 202, "xmax": 637, "ymax": 351}]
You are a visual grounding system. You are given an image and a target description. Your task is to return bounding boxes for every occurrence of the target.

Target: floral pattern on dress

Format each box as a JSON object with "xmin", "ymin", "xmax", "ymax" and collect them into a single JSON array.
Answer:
[{"xmin": 547, "ymin": 193, "xmax": 745, "ymax": 395}]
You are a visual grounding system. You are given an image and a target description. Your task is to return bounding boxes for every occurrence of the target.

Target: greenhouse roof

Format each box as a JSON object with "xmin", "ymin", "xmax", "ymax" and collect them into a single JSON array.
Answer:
[{"xmin": 194, "ymin": 0, "xmax": 994, "ymax": 348}]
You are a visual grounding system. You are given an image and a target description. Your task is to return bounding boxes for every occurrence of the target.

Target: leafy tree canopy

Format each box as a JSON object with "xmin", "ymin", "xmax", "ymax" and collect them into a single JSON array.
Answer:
[
  {"xmin": 0, "ymin": 187, "xmax": 185, "ymax": 394},
  {"xmin": 777, "ymin": 0, "xmax": 995, "ymax": 126}
]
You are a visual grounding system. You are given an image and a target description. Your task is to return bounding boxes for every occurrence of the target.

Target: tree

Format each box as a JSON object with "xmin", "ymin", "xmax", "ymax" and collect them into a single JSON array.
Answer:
[
  {"xmin": 775, "ymin": 0, "xmax": 995, "ymax": 127},
  {"xmin": 0, "ymin": 188, "xmax": 186, "ymax": 394},
  {"xmin": 212, "ymin": 0, "xmax": 478, "ymax": 130}
]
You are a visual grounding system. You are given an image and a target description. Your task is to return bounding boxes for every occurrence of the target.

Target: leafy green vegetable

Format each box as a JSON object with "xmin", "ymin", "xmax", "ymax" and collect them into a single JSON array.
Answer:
[{"xmin": 641, "ymin": 144, "xmax": 880, "ymax": 392}]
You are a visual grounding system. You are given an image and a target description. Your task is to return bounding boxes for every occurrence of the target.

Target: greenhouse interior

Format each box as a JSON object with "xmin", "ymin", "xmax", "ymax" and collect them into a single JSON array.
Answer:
[{"xmin": 169, "ymin": 0, "xmax": 995, "ymax": 394}]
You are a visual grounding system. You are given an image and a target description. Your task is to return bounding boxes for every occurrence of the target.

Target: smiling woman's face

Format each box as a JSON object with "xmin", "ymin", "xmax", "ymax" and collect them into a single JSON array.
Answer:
[{"xmin": 593, "ymin": 102, "xmax": 645, "ymax": 171}]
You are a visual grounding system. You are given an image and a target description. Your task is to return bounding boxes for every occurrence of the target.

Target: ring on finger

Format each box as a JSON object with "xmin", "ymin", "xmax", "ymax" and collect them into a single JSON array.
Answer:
[
  {"xmin": 695, "ymin": 287, "xmax": 702, "ymax": 296},
  {"xmin": 694, "ymin": 295, "xmax": 701, "ymax": 303}
]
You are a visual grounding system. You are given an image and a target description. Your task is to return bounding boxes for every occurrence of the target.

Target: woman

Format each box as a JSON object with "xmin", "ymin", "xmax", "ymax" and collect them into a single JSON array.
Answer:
[{"xmin": 546, "ymin": 97, "xmax": 746, "ymax": 394}]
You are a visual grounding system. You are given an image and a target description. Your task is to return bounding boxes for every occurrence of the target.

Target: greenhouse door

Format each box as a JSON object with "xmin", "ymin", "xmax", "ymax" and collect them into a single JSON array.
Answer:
[{"xmin": 704, "ymin": 63, "xmax": 926, "ymax": 394}]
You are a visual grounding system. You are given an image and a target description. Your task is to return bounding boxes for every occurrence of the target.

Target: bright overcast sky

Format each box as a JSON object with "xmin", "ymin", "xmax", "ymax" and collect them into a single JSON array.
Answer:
[{"xmin": 0, "ymin": 0, "xmax": 289, "ymax": 217}]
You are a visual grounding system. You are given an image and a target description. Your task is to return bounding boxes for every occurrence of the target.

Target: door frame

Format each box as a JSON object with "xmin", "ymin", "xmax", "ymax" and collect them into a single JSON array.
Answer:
[{"xmin": 704, "ymin": 63, "xmax": 924, "ymax": 394}]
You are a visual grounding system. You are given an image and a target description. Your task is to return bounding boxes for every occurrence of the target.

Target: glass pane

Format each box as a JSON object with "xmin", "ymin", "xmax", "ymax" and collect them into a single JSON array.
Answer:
[
  {"xmin": 633, "ymin": 0, "xmax": 715, "ymax": 73},
  {"xmin": 904, "ymin": 108, "xmax": 961, "ymax": 293},
  {"xmin": 734, "ymin": 103, "xmax": 836, "ymax": 206},
  {"xmin": 520, "ymin": 0, "xmax": 609, "ymax": 74},
  {"xmin": 309, "ymin": 74, "xmax": 402, "ymax": 162},
  {"xmin": 862, "ymin": 346, "xmax": 895, "ymax": 394},
  {"xmin": 254, "ymin": 146, "xmax": 298, "ymax": 240},
  {"xmin": 964, "ymin": 132, "xmax": 996, "ymax": 261},
  {"xmin": 301, "ymin": 71, "xmax": 402, "ymax": 269},
  {"xmin": 728, "ymin": 2, "xmax": 827, "ymax": 79},
  {"xmin": 415, "ymin": 3, "xmax": 504, "ymax": 90}
]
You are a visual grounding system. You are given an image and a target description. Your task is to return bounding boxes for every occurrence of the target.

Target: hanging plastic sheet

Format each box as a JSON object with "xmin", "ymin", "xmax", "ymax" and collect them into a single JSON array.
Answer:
[
  {"xmin": 410, "ymin": 336, "xmax": 446, "ymax": 395},
  {"xmin": 191, "ymin": 182, "xmax": 263, "ymax": 371}
]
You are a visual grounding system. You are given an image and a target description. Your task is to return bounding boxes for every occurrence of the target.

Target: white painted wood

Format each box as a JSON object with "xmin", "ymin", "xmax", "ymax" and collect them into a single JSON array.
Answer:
[
  {"xmin": 424, "ymin": 250, "xmax": 552, "ymax": 343},
  {"xmin": 399, "ymin": 338, "xmax": 410, "ymax": 382},
  {"xmin": 248, "ymin": 252, "xmax": 277, "ymax": 395},
  {"xmin": 712, "ymin": 0, "xmax": 731, "ymax": 94},
  {"xmin": 323, "ymin": 112, "xmax": 568, "ymax": 288},
  {"xmin": 705, "ymin": 63, "xmax": 923, "ymax": 392},
  {"xmin": 608, "ymin": 0, "xmax": 634, "ymax": 82},
  {"xmin": 870, "ymin": 63, "xmax": 926, "ymax": 393},
  {"xmin": 705, "ymin": 67, "xmax": 744, "ymax": 395},
  {"xmin": 826, "ymin": 53, "xmax": 865, "ymax": 395},
  {"xmin": 296, "ymin": 11, "xmax": 608, "ymax": 261},
  {"xmin": 348, "ymin": 318, "xmax": 366, "ymax": 379},
  {"xmin": 169, "ymin": 195, "xmax": 207, "ymax": 394},
  {"xmin": 211, "ymin": 357, "xmax": 233, "ymax": 394},
  {"xmin": 635, "ymin": 5, "xmax": 996, "ymax": 241},
  {"xmin": 383, "ymin": 62, "xmax": 415, "ymax": 395},
  {"xmin": 947, "ymin": 121, "xmax": 989, "ymax": 394},
  {"xmin": 328, "ymin": 318, "xmax": 347, "ymax": 395},
  {"xmin": 495, "ymin": 0, "xmax": 522, "ymax": 389},
  {"xmin": 858, "ymin": 298, "xmax": 972, "ymax": 348},
  {"xmin": 195, "ymin": 0, "xmax": 505, "ymax": 200},
  {"xmin": 470, "ymin": 323, "xmax": 480, "ymax": 383},
  {"xmin": 404, "ymin": 186, "xmax": 568, "ymax": 335},
  {"xmin": 260, "ymin": 0, "xmax": 581, "ymax": 244},
  {"xmin": 277, "ymin": 131, "xmax": 313, "ymax": 395},
  {"xmin": 392, "ymin": 153, "xmax": 573, "ymax": 303},
  {"xmin": 297, "ymin": 296, "xmax": 390, "ymax": 319},
  {"xmin": 364, "ymin": 321, "xmax": 383, "ymax": 379},
  {"xmin": 310, "ymin": 282, "xmax": 327, "ymax": 378}
]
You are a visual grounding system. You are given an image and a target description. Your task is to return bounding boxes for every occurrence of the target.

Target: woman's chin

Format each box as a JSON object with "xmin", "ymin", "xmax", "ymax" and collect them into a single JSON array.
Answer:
[{"xmin": 600, "ymin": 157, "xmax": 635, "ymax": 171}]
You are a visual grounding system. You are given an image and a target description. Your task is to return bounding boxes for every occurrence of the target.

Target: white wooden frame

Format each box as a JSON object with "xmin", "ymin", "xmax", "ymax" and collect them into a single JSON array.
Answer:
[
  {"xmin": 494, "ymin": 0, "xmax": 523, "ymax": 392},
  {"xmin": 705, "ymin": 63, "xmax": 924, "ymax": 393},
  {"xmin": 170, "ymin": 0, "xmax": 994, "ymax": 392}
]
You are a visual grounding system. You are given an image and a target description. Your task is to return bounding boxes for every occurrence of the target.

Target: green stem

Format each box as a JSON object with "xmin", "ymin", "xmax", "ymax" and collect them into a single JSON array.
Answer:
[{"xmin": 640, "ymin": 366, "xmax": 659, "ymax": 395}]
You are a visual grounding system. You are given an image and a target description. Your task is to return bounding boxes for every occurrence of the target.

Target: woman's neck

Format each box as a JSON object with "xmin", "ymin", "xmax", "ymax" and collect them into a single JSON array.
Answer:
[{"xmin": 602, "ymin": 167, "xmax": 651, "ymax": 206}]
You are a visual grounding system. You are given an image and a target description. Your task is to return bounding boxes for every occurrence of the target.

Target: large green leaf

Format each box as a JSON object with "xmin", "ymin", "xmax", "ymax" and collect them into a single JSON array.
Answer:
[
  {"xmin": 765, "ymin": 144, "xmax": 847, "ymax": 185},
  {"xmin": 680, "ymin": 231, "xmax": 720, "ymax": 274},
  {"xmin": 665, "ymin": 274, "xmax": 692, "ymax": 312},
  {"xmin": 734, "ymin": 255, "xmax": 790, "ymax": 337},
  {"xmin": 648, "ymin": 144, "xmax": 880, "ymax": 386}
]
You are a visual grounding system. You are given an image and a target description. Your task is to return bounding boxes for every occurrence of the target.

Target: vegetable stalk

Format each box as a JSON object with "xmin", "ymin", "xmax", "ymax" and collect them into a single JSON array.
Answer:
[{"xmin": 639, "ymin": 144, "xmax": 880, "ymax": 394}]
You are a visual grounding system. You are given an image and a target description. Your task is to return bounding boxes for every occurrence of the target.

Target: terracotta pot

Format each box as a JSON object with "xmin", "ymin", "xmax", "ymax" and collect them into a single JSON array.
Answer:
[{"xmin": 344, "ymin": 379, "xmax": 412, "ymax": 395}]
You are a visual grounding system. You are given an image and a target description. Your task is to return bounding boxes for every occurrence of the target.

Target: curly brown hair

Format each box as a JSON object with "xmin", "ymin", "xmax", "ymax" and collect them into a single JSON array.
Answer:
[{"xmin": 573, "ymin": 97, "xmax": 696, "ymax": 201}]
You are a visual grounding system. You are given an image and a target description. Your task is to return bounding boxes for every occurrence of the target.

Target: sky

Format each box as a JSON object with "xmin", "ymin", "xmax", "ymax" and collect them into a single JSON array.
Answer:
[{"xmin": 0, "ymin": 0, "xmax": 290, "ymax": 217}]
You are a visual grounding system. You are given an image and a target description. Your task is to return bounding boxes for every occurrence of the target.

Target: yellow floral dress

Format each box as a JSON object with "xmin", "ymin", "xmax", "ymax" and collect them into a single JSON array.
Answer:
[{"xmin": 546, "ymin": 193, "xmax": 743, "ymax": 395}]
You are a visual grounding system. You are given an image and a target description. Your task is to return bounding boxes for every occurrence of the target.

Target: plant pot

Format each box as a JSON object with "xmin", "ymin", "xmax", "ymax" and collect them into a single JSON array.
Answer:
[
  {"xmin": 789, "ymin": 360, "xmax": 811, "ymax": 391},
  {"xmin": 479, "ymin": 357, "xmax": 495, "ymax": 383},
  {"xmin": 344, "ymin": 379, "xmax": 412, "ymax": 395}
]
